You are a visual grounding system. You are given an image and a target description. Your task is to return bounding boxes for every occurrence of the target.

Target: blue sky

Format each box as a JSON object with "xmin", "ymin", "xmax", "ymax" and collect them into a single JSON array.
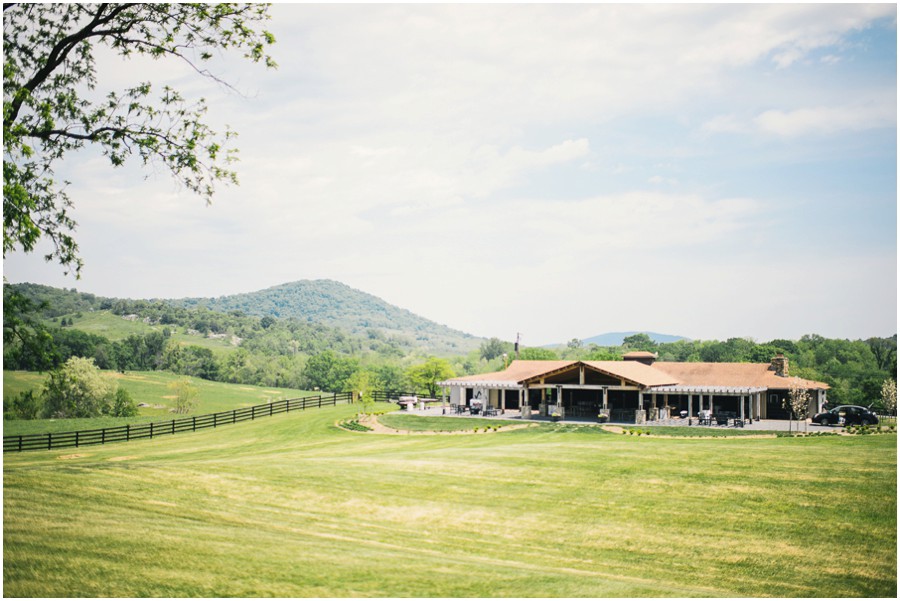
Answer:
[{"xmin": 4, "ymin": 3, "xmax": 897, "ymax": 345}]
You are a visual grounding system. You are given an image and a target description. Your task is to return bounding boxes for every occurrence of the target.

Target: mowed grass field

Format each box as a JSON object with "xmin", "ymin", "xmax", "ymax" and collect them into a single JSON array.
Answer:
[
  {"xmin": 3, "ymin": 404, "xmax": 896, "ymax": 598},
  {"xmin": 3, "ymin": 370, "xmax": 314, "ymax": 436}
]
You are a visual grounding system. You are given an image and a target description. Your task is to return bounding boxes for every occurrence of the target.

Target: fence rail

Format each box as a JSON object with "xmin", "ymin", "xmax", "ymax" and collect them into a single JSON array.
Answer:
[{"xmin": 4, "ymin": 391, "xmax": 353, "ymax": 453}]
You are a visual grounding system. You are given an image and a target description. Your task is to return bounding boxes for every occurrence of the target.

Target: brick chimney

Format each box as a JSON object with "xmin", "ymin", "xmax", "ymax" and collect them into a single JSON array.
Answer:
[{"xmin": 769, "ymin": 354, "xmax": 789, "ymax": 377}]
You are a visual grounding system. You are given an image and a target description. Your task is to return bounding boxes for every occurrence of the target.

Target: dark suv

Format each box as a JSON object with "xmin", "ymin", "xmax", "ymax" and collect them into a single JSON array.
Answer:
[{"xmin": 813, "ymin": 405, "xmax": 879, "ymax": 426}]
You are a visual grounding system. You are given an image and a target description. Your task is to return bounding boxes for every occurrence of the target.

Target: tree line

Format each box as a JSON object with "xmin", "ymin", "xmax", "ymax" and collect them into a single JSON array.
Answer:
[{"xmin": 4, "ymin": 284, "xmax": 897, "ymax": 417}]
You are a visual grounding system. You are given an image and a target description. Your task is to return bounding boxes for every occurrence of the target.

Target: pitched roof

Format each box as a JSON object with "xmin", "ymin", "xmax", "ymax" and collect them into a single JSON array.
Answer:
[
  {"xmin": 582, "ymin": 360, "xmax": 678, "ymax": 387},
  {"xmin": 439, "ymin": 360, "xmax": 576, "ymax": 388},
  {"xmin": 439, "ymin": 359, "xmax": 830, "ymax": 390},
  {"xmin": 652, "ymin": 362, "xmax": 830, "ymax": 390}
]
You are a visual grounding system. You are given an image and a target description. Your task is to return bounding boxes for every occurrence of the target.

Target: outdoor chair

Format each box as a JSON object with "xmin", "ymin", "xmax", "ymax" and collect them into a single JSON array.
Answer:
[{"xmin": 715, "ymin": 415, "xmax": 729, "ymax": 426}]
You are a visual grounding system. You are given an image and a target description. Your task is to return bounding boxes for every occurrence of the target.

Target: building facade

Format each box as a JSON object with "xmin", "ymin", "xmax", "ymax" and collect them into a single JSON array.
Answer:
[{"xmin": 438, "ymin": 353, "xmax": 828, "ymax": 422}]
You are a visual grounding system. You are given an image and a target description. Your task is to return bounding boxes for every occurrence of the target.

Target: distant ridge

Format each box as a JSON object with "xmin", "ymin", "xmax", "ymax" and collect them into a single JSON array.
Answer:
[
  {"xmin": 167, "ymin": 279, "xmax": 482, "ymax": 354},
  {"xmin": 543, "ymin": 331, "xmax": 689, "ymax": 348},
  {"xmin": 581, "ymin": 331, "xmax": 689, "ymax": 346}
]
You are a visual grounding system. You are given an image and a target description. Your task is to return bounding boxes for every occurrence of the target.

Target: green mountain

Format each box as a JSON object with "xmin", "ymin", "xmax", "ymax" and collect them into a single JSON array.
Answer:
[{"xmin": 167, "ymin": 279, "xmax": 482, "ymax": 354}]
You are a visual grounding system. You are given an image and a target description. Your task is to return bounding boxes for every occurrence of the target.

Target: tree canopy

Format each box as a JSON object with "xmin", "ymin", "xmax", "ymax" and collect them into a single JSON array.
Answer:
[{"xmin": 3, "ymin": 3, "xmax": 276, "ymax": 274}]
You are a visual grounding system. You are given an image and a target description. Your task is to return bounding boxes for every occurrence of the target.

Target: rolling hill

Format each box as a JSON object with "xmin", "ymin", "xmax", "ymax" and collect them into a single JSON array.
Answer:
[
  {"xmin": 581, "ymin": 331, "xmax": 689, "ymax": 346},
  {"xmin": 166, "ymin": 279, "xmax": 482, "ymax": 354}
]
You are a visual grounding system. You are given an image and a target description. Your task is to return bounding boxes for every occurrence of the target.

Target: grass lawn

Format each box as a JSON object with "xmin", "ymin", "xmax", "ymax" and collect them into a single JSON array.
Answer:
[
  {"xmin": 3, "ymin": 370, "xmax": 316, "ymax": 436},
  {"xmin": 3, "ymin": 407, "xmax": 895, "ymax": 597},
  {"xmin": 379, "ymin": 413, "xmax": 522, "ymax": 431}
]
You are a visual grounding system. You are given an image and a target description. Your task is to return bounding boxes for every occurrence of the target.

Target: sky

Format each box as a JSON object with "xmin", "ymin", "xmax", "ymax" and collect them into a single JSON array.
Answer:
[{"xmin": 4, "ymin": 3, "xmax": 898, "ymax": 346}]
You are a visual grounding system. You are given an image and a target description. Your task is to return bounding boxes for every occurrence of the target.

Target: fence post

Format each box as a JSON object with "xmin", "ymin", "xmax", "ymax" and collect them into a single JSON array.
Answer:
[
  {"xmin": 252, "ymin": 405, "xmax": 256, "ymax": 420},
  {"xmin": 19, "ymin": 435, "xmax": 23, "ymax": 452},
  {"xmin": 126, "ymin": 424, "xmax": 130, "ymax": 441},
  {"xmin": 75, "ymin": 431, "xmax": 79, "ymax": 448},
  {"xmin": 270, "ymin": 403, "xmax": 273, "ymax": 416},
  {"xmin": 193, "ymin": 416, "xmax": 196, "ymax": 432},
  {"xmin": 333, "ymin": 392, "xmax": 337, "ymax": 406},
  {"xmin": 150, "ymin": 422, "xmax": 154, "ymax": 439},
  {"xmin": 232, "ymin": 410, "xmax": 236, "ymax": 424},
  {"xmin": 171, "ymin": 419, "xmax": 175, "ymax": 435},
  {"xmin": 48, "ymin": 432, "xmax": 52, "ymax": 450},
  {"xmin": 102, "ymin": 429, "xmax": 106, "ymax": 445},
  {"xmin": 214, "ymin": 413, "xmax": 218, "ymax": 428}
]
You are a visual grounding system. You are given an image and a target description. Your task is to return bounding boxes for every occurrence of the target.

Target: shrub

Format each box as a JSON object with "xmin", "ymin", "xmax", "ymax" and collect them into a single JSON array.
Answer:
[
  {"xmin": 5, "ymin": 390, "xmax": 42, "ymax": 420},
  {"xmin": 109, "ymin": 387, "xmax": 138, "ymax": 417}
]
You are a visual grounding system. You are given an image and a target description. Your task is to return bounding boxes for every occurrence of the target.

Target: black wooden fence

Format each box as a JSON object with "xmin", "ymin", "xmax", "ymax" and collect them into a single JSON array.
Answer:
[{"xmin": 3, "ymin": 391, "xmax": 353, "ymax": 453}]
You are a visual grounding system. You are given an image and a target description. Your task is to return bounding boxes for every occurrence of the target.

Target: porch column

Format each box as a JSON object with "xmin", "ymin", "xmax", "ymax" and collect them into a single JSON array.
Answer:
[
  {"xmin": 521, "ymin": 386, "xmax": 531, "ymax": 419},
  {"xmin": 688, "ymin": 394, "xmax": 694, "ymax": 419},
  {"xmin": 539, "ymin": 379, "xmax": 547, "ymax": 416},
  {"xmin": 602, "ymin": 387, "xmax": 608, "ymax": 411},
  {"xmin": 740, "ymin": 395, "xmax": 745, "ymax": 422}
]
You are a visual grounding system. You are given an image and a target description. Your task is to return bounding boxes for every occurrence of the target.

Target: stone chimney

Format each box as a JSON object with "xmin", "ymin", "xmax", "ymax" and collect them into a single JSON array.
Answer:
[{"xmin": 769, "ymin": 354, "xmax": 789, "ymax": 377}]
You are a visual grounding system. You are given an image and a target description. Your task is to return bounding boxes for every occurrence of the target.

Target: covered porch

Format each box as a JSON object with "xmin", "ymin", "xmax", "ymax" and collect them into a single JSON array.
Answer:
[{"xmin": 643, "ymin": 385, "xmax": 768, "ymax": 423}]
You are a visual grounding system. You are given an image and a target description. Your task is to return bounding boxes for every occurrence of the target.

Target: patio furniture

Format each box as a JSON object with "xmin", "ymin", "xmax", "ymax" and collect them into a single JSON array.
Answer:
[
  {"xmin": 715, "ymin": 414, "xmax": 729, "ymax": 426},
  {"xmin": 483, "ymin": 407, "xmax": 498, "ymax": 417}
]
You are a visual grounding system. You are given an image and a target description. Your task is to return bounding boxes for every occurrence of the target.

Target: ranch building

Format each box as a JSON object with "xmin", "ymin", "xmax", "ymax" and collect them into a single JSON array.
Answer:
[{"xmin": 437, "ymin": 353, "xmax": 828, "ymax": 423}]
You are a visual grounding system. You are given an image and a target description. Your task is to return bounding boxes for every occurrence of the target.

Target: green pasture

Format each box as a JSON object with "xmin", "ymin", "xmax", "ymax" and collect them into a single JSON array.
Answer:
[
  {"xmin": 3, "ymin": 370, "xmax": 314, "ymax": 436},
  {"xmin": 4, "ymin": 406, "xmax": 896, "ymax": 597},
  {"xmin": 50, "ymin": 310, "xmax": 237, "ymax": 354}
]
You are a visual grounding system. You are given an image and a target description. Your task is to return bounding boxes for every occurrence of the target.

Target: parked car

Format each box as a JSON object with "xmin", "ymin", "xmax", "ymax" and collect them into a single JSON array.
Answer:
[{"xmin": 813, "ymin": 405, "xmax": 879, "ymax": 426}]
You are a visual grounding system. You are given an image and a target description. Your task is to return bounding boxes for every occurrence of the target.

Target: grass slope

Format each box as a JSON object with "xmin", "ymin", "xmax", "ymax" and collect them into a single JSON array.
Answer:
[
  {"xmin": 53, "ymin": 310, "xmax": 237, "ymax": 354},
  {"xmin": 4, "ymin": 408, "xmax": 896, "ymax": 597},
  {"xmin": 3, "ymin": 370, "xmax": 314, "ymax": 436}
]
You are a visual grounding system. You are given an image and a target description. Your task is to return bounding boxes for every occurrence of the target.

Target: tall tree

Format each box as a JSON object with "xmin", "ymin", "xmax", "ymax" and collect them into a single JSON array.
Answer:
[
  {"xmin": 406, "ymin": 357, "xmax": 454, "ymax": 398},
  {"xmin": 303, "ymin": 350, "xmax": 358, "ymax": 392},
  {"xmin": 622, "ymin": 333, "xmax": 657, "ymax": 351},
  {"xmin": 41, "ymin": 356, "xmax": 115, "ymax": 418},
  {"xmin": 479, "ymin": 337, "xmax": 508, "ymax": 361},
  {"xmin": 3, "ymin": 3, "xmax": 276, "ymax": 274}
]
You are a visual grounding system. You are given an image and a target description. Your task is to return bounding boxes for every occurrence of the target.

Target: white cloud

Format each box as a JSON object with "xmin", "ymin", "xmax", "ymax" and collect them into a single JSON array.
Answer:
[
  {"xmin": 754, "ymin": 102, "xmax": 896, "ymax": 137},
  {"xmin": 700, "ymin": 114, "xmax": 752, "ymax": 135},
  {"xmin": 4, "ymin": 3, "xmax": 895, "ymax": 343}
]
